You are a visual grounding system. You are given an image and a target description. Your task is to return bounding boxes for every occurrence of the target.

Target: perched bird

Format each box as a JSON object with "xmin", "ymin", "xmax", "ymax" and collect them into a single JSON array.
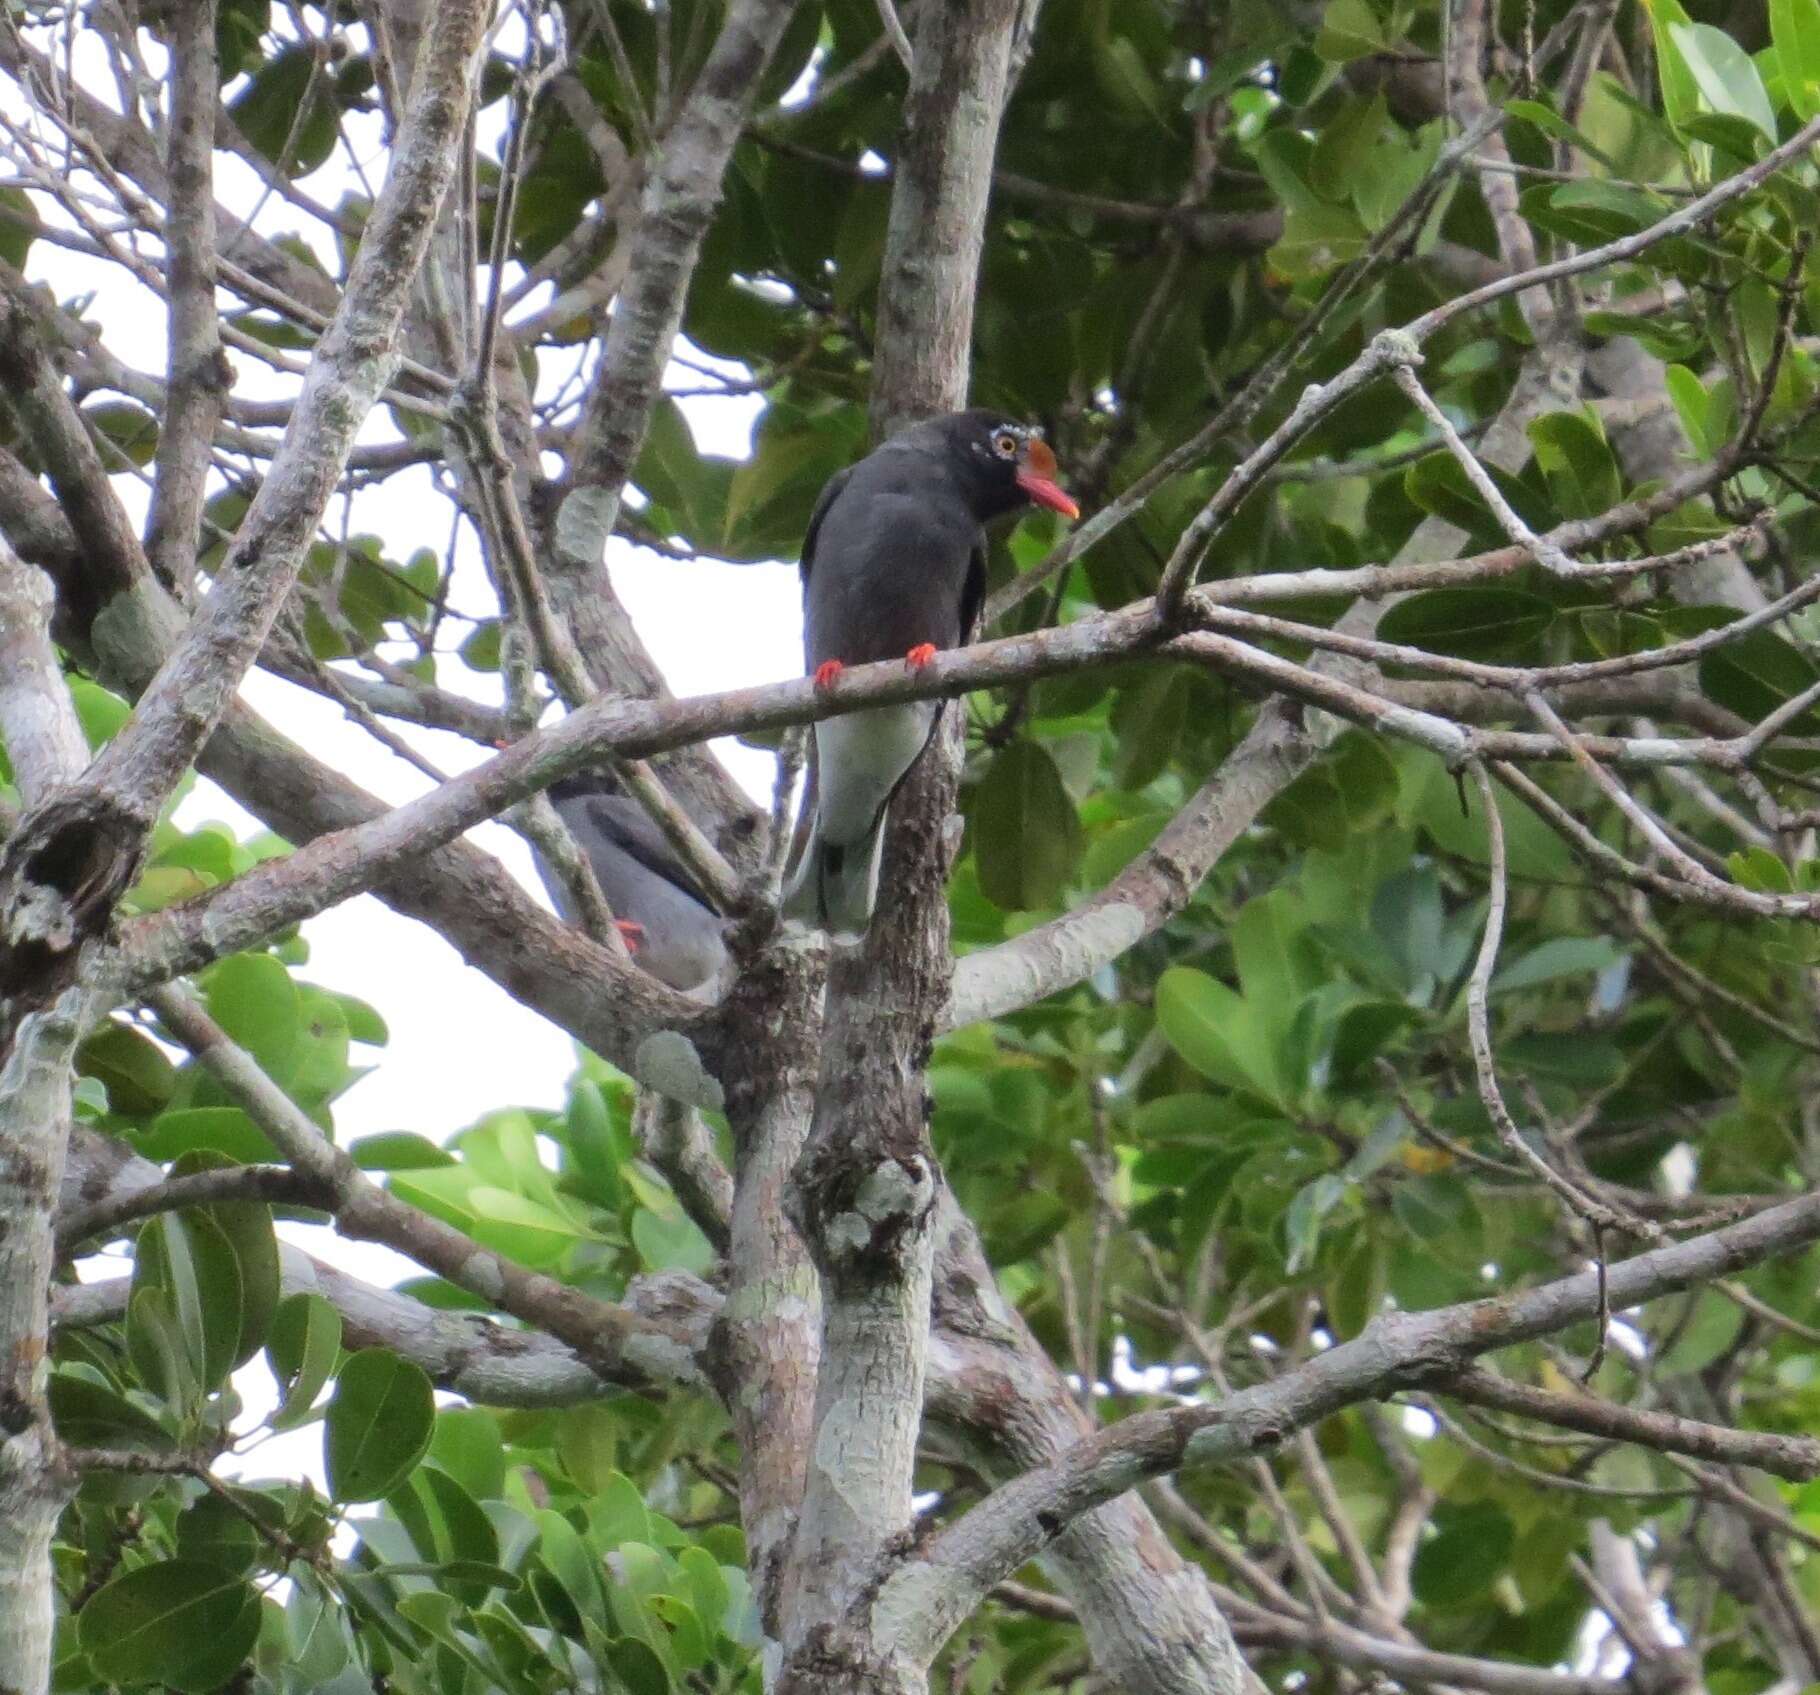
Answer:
[
  {"xmin": 538, "ymin": 772, "xmax": 730, "ymax": 993},
  {"xmin": 783, "ymin": 409, "xmax": 1078, "ymax": 937}
]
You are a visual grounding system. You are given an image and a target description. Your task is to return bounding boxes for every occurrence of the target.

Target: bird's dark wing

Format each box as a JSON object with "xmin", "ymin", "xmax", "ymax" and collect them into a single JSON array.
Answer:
[
  {"xmin": 564, "ymin": 794, "xmax": 721, "ymax": 915},
  {"xmin": 958, "ymin": 541, "xmax": 987, "ymax": 646},
  {"xmin": 799, "ymin": 464, "xmax": 856, "ymax": 591}
]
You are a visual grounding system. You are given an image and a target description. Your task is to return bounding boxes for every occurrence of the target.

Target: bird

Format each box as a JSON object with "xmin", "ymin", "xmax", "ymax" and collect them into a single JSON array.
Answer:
[
  {"xmin": 782, "ymin": 409, "xmax": 1078, "ymax": 938},
  {"xmin": 537, "ymin": 771, "xmax": 730, "ymax": 993}
]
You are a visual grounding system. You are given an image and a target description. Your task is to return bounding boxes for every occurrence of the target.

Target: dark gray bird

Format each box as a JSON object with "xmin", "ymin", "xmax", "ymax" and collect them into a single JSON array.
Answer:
[
  {"xmin": 782, "ymin": 410, "xmax": 1078, "ymax": 937},
  {"xmin": 538, "ymin": 773, "xmax": 730, "ymax": 993}
]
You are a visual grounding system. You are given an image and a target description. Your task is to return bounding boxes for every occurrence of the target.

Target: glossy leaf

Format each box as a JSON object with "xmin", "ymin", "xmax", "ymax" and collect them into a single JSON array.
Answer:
[
  {"xmin": 80, "ymin": 1561, "xmax": 260, "ymax": 1692},
  {"xmin": 972, "ymin": 741, "xmax": 1084, "ymax": 911},
  {"xmin": 1377, "ymin": 588, "xmax": 1554, "ymax": 662},
  {"xmin": 325, "ymin": 1349, "xmax": 435, "ymax": 1502}
]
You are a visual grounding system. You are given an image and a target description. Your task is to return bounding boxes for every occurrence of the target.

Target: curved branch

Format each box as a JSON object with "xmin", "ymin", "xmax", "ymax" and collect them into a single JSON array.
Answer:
[{"xmin": 882, "ymin": 1184, "xmax": 1820, "ymax": 1662}]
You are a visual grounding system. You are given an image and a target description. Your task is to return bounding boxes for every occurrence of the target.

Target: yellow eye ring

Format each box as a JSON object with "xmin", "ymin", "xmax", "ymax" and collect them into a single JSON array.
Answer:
[{"xmin": 992, "ymin": 430, "xmax": 1019, "ymax": 458}]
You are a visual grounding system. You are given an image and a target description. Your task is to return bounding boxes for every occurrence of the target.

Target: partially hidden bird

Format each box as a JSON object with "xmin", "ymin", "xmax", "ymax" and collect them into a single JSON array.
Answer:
[
  {"xmin": 782, "ymin": 409, "xmax": 1078, "ymax": 938},
  {"xmin": 538, "ymin": 772, "xmax": 730, "ymax": 993}
]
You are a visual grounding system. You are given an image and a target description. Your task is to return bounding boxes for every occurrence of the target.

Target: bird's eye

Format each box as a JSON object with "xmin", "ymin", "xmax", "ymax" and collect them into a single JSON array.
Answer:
[{"xmin": 992, "ymin": 430, "xmax": 1019, "ymax": 458}]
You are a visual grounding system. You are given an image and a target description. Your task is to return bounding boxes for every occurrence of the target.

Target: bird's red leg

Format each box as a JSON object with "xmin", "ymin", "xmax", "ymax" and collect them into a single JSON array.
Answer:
[
  {"xmin": 615, "ymin": 919, "xmax": 645, "ymax": 953},
  {"xmin": 813, "ymin": 659, "xmax": 845, "ymax": 691},
  {"xmin": 905, "ymin": 643, "xmax": 937, "ymax": 671}
]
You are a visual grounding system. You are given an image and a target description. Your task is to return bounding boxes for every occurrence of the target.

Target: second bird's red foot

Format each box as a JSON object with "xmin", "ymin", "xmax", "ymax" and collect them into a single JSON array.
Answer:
[
  {"xmin": 615, "ymin": 919, "xmax": 645, "ymax": 953},
  {"xmin": 813, "ymin": 659, "xmax": 845, "ymax": 691},
  {"xmin": 905, "ymin": 643, "xmax": 937, "ymax": 670}
]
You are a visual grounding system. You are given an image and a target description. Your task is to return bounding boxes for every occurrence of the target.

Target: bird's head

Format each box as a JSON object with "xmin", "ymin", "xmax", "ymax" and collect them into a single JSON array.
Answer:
[{"xmin": 923, "ymin": 409, "xmax": 1080, "ymax": 524}]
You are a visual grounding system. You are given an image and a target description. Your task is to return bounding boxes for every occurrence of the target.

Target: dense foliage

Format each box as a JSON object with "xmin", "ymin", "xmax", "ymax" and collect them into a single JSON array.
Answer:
[{"xmin": 11, "ymin": 0, "xmax": 1820, "ymax": 1689}]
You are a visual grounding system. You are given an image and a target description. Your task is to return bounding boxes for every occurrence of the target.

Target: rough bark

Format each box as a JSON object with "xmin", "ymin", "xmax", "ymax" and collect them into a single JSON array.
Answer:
[
  {"xmin": 0, "ymin": 547, "xmax": 95, "ymax": 1695},
  {"xmin": 715, "ymin": 934, "xmax": 827, "ymax": 1651},
  {"xmin": 776, "ymin": 4, "xmax": 1026, "ymax": 1690}
]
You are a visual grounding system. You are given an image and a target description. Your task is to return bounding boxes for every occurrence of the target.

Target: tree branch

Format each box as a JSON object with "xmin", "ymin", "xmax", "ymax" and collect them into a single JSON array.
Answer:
[
  {"xmin": 882, "ymin": 1183, "xmax": 1820, "ymax": 1661},
  {"xmin": 1440, "ymin": 1365, "xmax": 1820, "ymax": 1482}
]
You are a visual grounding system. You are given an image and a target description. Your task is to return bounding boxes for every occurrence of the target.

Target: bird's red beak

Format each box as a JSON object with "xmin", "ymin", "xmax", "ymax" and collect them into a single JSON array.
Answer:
[{"xmin": 1015, "ymin": 437, "xmax": 1079, "ymax": 521}]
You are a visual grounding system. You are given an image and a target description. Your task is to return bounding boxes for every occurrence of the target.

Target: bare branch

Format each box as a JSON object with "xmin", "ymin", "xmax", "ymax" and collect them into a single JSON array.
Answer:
[{"xmin": 1441, "ymin": 1365, "xmax": 1820, "ymax": 1481}]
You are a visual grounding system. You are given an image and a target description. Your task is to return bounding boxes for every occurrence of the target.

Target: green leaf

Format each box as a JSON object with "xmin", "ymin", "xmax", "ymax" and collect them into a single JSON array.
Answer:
[
  {"xmin": 630, "ymin": 1205, "xmax": 715, "ymax": 1275},
  {"xmin": 348, "ymin": 1131, "xmax": 454, "ymax": 1171},
  {"xmin": 388, "ymin": 1465, "xmax": 501, "ymax": 1601},
  {"xmin": 1110, "ymin": 669, "xmax": 1189, "ymax": 790},
  {"xmin": 66, "ymin": 676, "xmax": 130, "ymax": 749},
  {"xmin": 459, "ymin": 619, "xmax": 501, "ymax": 672},
  {"xmin": 1284, "ymin": 1173, "xmax": 1347, "ymax": 1273},
  {"xmin": 135, "ymin": 1107, "xmax": 277, "ymax": 1164},
  {"xmin": 178, "ymin": 1162, "xmax": 281, "ymax": 1368},
  {"xmin": 1412, "ymin": 1504, "xmax": 1515, "ymax": 1606},
  {"xmin": 267, "ymin": 1293, "xmax": 341, "ymax": 1432},
  {"xmin": 175, "ymin": 1493, "xmax": 261, "ymax": 1576},
  {"xmin": 229, "ymin": 47, "xmax": 341, "ymax": 173},
  {"xmin": 1642, "ymin": 0, "xmax": 1704, "ymax": 132},
  {"xmin": 49, "ymin": 1370, "xmax": 176, "ymax": 1450},
  {"xmin": 678, "ymin": 1547, "xmax": 731, "ymax": 1640},
  {"xmin": 135, "ymin": 1209, "xmax": 245, "ymax": 1394},
  {"xmin": 1392, "ymin": 1173, "xmax": 1480, "ymax": 1249},
  {"xmin": 1377, "ymin": 588, "xmax": 1554, "ymax": 662},
  {"xmin": 1492, "ymin": 937, "xmax": 1624, "ymax": 995},
  {"xmin": 564, "ymin": 1076, "xmax": 629, "ymax": 1208},
  {"xmin": 1232, "ymin": 890, "xmax": 1316, "ymax": 1032},
  {"xmin": 1325, "ymin": 1231, "xmax": 1387, "ymax": 1339},
  {"xmin": 80, "ymin": 1560, "xmax": 260, "ymax": 1692},
  {"xmin": 1773, "ymin": 0, "xmax": 1820, "ymax": 120},
  {"xmin": 201, "ymin": 953, "xmax": 300, "ymax": 1082},
  {"xmin": 635, "ymin": 396, "xmax": 704, "ymax": 521},
  {"xmin": 972, "ymin": 742, "xmax": 1084, "ymax": 911},
  {"xmin": 467, "ymin": 1186, "xmax": 592, "ymax": 1268},
  {"xmin": 1670, "ymin": 21, "xmax": 1777, "ymax": 139},
  {"xmin": 1729, "ymin": 845, "xmax": 1796, "ymax": 892},
  {"xmin": 1315, "ymin": 0, "xmax": 1390, "ymax": 61},
  {"xmin": 84, "ymin": 400, "xmax": 159, "ymax": 468},
  {"xmin": 1329, "ymin": 1000, "xmax": 1421, "ymax": 1082},
  {"xmin": 0, "ymin": 185, "xmax": 40, "ymax": 268},
  {"xmin": 1506, "ymin": 99, "xmax": 1622, "ymax": 172},
  {"xmin": 982, "ymin": 1191, "xmax": 1072, "ymax": 1264},
  {"xmin": 128, "ymin": 1285, "xmax": 200, "ymax": 1415},
  {"xmin": 1308, "ymin": 94, "xmax": 1387, "ymax": 201},
  {"xmin": 1155, "ymin": 967, "xmax": 1290, "ymax": 1106},
  {"xmin": 325, "ymin": 1348, "xmax": 435, "ymax": 1502},
  {"xmin": 1096, "ymin": 34, "xmax": 1171, "ymax": 127},
  {"xmin": 427, "ymin": 1406, "xmax": 506, "ymax": 1500},
  {"xmin": 603, "ymin": 1635, "xmax": 672, "ymax": 1695},
  {"xmin": 1522, "ymin": 180, "xmax": 1667, "ymax": 246},
  {"xmin": 78, "ymin": 1021, "xmax": 177, "ymax": 1116},
  {"xmin": 1661, "ymin": 1291, "xmax": 1746, "ymax": 1372},
  {"xmin": 1270, "ymin": 200, "xmax": 1370, "ymax": 279},
  {"xmin": 1527, "ymin": 411, "xmax": 1621, "ymax": 520},
  {"xmin": 1404, "ymin": 451, "xmax": 1550, "ymax": 541},
  {"xmin": 1701, "ymin": 631, "xmax": 1820, "ymax": 738}
]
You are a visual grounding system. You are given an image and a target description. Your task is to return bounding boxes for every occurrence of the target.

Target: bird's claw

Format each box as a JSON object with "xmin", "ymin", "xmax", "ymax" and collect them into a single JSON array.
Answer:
[
  {"xmin": 615, "ymin": 918, "xmax": 645, "ymax": 954},
  {"xmin": 904, "ymin": 643, "xmax": 937, "ymax": 671},
  {"xmin": 813, "ymin": 659, "xmax": 845, "ymax": 691}
]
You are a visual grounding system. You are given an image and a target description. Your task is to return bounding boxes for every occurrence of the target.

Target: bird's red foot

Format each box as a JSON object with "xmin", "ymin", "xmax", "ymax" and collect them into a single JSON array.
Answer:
[
  {"xmin": 615, "ymin": 918, "xmax": 645, "ymax": 953},
  {"xmin": 813, "ymin": 659, "xmax": 845, "ymax": 691},
  {"xmin": 904, "ymin": 643, "xmax": 937, "ymax": 671}
]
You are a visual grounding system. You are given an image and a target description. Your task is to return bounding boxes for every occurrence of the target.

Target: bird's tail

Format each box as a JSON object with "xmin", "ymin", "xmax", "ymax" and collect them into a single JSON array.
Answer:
[{"xmin": 781, "ymin": 813, "xmax": 886, "ymax": 942}]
